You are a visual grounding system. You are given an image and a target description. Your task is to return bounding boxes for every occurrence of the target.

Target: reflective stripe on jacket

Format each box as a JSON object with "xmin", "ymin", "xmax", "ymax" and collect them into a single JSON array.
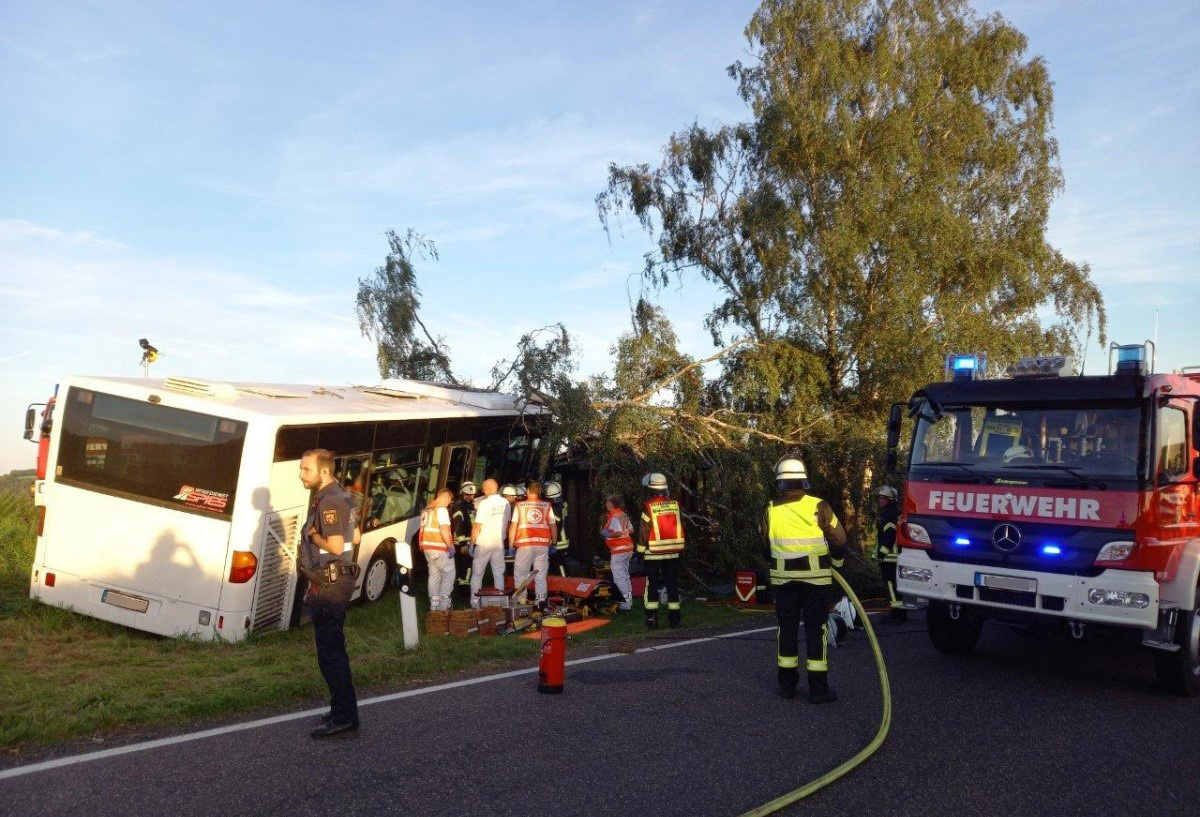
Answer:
[
  {"xmin": 553, "ymin": 502, "xmax": 569, "ymax": 549},
  {"xmin": 639, "ymin": 496, "xmax": 685, "ymax": 560},
  {"xmin": 876, "ymin": 504, "xmax": 900, "ymax": 563},
  {"xmin": 766, "ymin": 494, "xmax": 839, "ymax": 585},
  {"xmin": 602, "ymin": 509, "xmax": 635, "ymax": 554},
  {"xmin": 513, "ymin": 500, "xmax": 553, "ymax": 547}
]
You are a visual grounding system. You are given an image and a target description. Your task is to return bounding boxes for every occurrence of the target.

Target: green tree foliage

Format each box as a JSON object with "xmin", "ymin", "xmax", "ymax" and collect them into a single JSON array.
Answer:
[
  {"xmin": 597, "ymin": 0, "xmax": 1105, "ymax": 545},
  {"xmin": 356, "ymin": 229, "xmax": 458, "ymax": 383}
]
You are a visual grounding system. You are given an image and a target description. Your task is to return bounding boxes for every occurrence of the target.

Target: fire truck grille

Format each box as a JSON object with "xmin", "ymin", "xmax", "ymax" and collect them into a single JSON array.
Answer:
[{"xmin": 251, "ymin": 512, "xmax": 300, "ymax": 634}]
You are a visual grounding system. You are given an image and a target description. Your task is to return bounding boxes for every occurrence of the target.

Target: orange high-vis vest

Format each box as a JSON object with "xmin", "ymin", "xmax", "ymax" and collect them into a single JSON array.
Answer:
[
  {"xmin": 603, "ymin": 509, "xmax": 635, "ymax": 554},
  {"xmin": 640, "ymin": 496, "xmax": 685, "ymax": 560},
  {"xmin": 512, "ymin": 500, "xmax": 553, "ymax": 547},
  {"xmin": 419, "ymin": 506, "xmax": 452, "ymax": 553}
]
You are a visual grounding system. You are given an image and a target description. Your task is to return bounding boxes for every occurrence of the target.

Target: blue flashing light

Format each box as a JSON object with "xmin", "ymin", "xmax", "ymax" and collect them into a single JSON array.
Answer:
[
  {"xmin": 953, "ymin": 537, "xmax": 971, "ymax": 547},
  {"xmin": 1041, "ymin": 544, "xmax": 1062, "ymax": 556},
  {"xmin": 946, "ymin": 353, "xmax": 986, "ymax": 382}
]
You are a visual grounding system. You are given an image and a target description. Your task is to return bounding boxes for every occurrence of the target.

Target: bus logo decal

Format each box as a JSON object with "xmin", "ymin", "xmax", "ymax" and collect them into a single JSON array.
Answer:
[{"xmin": 173, "ymin": 485, "xmax": 230, "ymax": 512}]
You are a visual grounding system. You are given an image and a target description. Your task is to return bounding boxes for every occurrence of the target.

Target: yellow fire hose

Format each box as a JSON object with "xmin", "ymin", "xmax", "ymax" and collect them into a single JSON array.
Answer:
[{"xmin": 738, "ymin": 570, "xmax": 892, "ymax": 817}]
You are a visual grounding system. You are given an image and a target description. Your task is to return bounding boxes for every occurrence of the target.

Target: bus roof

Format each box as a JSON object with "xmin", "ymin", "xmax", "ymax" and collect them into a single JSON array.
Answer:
[{"xmin": 62, "ymin": 375, "xmax": 546, "ymax": 425}]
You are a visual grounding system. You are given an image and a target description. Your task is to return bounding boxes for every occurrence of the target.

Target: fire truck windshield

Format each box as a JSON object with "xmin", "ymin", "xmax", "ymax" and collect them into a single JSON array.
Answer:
[{"xmin": 910, "ymin": 402, "xmax": 1141, "ymax": 481}]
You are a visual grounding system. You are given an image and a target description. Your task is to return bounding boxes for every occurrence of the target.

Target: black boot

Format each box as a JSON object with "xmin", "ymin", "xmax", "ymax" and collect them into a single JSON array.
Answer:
[
  {"xmin": 668, "ymin": 610, "xmax": 681, "ymax": 629},
  {"xmin": 807, "ymin": 671, "xmax": 837, "ymax": 704},
  {"xmin": 645, "ymin": 611, "xmax": 659, "ymax": 630},
  {"xmin": 777, "ymin": 668, "xmax": 799, "ymax": 699}
]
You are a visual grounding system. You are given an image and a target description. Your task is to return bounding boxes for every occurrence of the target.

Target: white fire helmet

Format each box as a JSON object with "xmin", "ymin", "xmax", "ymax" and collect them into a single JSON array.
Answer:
[
  {"xmin": 774, "ymin": 458, "xmax": 808, "ymax": 480},
  {"xmin": 500, "ymin": 484, "xmax": 517, "ymax": 497},
  {"xmin": 641, "ymin": 472, "xmax": 669, "ymax": 490},
  {"xmin": 876, "ymin": 485, "xmax": 898, "ymax": 501},
  {"xmin": 461, "ymin": 481, "xmax": 478, "ymax": 496},
  {"xmin": 543, "ymin": 481, "xmax": 563, "ymax": 500}
]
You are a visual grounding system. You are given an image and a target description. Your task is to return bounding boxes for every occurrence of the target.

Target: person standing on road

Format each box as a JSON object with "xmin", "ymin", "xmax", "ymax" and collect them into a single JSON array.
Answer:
[
  {"xmin": 601, "ymin": 494, "xmax": 635, "ymax": 611},
  {"xmin": 298, "ymin": 448, "xmax": 360, "ymax": 738},
  {"xmin": 545, "ymin": 480, "xmax": 570, "ymax": 577},
  {"xmin": 419, "ymin": 489, "xmax": 456, "ymax": 612},
  {"xmin": 875, "ymin": 485, "xmax": 906, "ymax": 624},
  {"xmin": 470, "ymin": 479, "xmax": 511, "ymax": 608},
  {"xmin": 638, "ymin": 472, "xmax": 686, "ymax": 629},
  {"xmin": 508, "ymin": 481, "xmax": 556, "ymax": 608},
  {"xmin": 765, "ymin": 458, "xmax": 847, "ymax": 704}
]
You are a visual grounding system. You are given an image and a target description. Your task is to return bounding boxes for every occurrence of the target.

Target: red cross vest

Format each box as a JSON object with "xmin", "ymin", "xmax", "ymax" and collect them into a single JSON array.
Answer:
[
  {"xmin": 419, "ymin": 506, "xmax": 452, "ymax": 553},
  {"xmin": 512, "ymin": 500, "xmax": 553, "ymax": 548},
  {"xmin": 603, "ymin": 509, "xmax": 635, "ymax": 554}
]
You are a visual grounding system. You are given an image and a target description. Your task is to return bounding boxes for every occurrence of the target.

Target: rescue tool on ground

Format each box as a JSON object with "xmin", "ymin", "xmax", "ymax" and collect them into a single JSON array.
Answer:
[{"xmin": 888, "ymin": 343, "xmax": 1200, "ymax": 695}]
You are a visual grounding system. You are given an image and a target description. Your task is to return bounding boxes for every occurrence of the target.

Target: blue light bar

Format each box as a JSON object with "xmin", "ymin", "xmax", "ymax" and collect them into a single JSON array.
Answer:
[
  {"xmin": 953, "ymin": 537, "xmax": 971, "ymax": 547},
  {"xmin": 1041, "ymin": 544, "xmax": 1062, "ymax": 556},
  {"xmin": 945, "ymin": 353, "xmax": 986, "ymax": 382}
]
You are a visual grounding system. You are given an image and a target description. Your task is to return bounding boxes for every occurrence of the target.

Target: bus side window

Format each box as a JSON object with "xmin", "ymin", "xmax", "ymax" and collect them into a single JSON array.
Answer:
[{"xmin": 373, "ymin": 447, "xmax": 424, "ymax": 528}]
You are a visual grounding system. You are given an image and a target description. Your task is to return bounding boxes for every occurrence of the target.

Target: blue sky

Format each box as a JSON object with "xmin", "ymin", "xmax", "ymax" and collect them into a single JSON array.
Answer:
[{"xmin": 1, "ymin": 0, "xmax": 1197, "ymax": 473}]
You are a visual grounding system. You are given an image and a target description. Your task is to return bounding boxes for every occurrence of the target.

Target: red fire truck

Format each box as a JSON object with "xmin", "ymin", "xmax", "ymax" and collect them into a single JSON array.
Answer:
[{"xmin": 891, "ymin": 344, "xmax": 1200, "ymax": 694}]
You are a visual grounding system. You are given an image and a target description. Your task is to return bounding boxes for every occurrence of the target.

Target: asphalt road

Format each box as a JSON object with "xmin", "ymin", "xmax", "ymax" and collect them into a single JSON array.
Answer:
[{"xmin": 1, "ymin": 611, "xmax": 1197, "ymax": 817}]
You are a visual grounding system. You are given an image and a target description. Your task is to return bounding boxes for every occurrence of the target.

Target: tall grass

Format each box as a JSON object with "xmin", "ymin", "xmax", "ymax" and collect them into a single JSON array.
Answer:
[{"xmin": 0, "ymin": 490, "xmax": 36, "ymax": 613}]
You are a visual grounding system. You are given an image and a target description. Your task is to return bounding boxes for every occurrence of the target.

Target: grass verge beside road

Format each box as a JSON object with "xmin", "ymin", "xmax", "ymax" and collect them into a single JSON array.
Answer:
[{"xmin": 0, "ymin": 490, "xmax": 766, "ymax": 754}]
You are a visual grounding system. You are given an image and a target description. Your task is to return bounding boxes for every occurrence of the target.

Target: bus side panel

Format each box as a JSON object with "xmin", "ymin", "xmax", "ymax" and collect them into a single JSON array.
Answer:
[{"xmin": 241, "ymin": 458, "xmax": 309, "ymax": 633}]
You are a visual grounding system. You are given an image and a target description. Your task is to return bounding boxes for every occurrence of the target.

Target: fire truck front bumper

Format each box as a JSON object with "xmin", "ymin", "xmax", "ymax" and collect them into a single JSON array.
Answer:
[{"xmin": 895, "ymin": 550, "xmax": 1159, "ymax": 630}]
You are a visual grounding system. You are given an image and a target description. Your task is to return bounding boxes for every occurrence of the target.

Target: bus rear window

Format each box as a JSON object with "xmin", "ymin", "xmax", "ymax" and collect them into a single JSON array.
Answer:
[{"xmin": 57, "ymin": 388, "xmax": 246, "ymax": 517}]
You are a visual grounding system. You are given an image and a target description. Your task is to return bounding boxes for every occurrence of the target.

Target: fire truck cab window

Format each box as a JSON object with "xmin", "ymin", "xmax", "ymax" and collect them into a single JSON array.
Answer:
[
  {"xmin": 1156, "ymin": 407, "xmax": 1188, "ymax": 481},
  {"xmin": 911, "ymin": 402, "xmax": 1141, "ymax": 480}
]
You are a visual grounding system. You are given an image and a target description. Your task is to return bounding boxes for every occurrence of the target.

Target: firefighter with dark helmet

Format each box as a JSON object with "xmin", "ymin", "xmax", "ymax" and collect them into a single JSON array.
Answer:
[
  {"xmin": 875, "ymin": 485, "xmax": 906, "ymax": 624},
  {"xmin": 765, "ymin": 457, "xmax": 847, "ymax": 703},
  {"xmin": 638, "ymin": 472, "xmax": 685, "ymax": 629},
  {"xmin": 544, "ymin": 480, "xmax": 570, "ymax": 577}
]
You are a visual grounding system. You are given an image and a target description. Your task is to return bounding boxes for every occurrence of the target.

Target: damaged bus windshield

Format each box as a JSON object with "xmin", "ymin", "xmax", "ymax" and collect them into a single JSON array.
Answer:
[{"xmin": 910, "ymin": 401, "xmax": 1142, "ymax": 481}]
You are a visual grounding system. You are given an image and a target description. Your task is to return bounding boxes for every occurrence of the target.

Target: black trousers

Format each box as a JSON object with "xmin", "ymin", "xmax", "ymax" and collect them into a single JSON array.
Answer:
[
  {"xmin": 643, "ymin": 558, "xmax": 681, "ymax": 612},
  {"xmin": 773, "ymin": 580, "xmax": 830, "ymax": 695},
  {"xmin": 308, "ymin": 600, "xmax": 358, "ymax": 724},
  {"xmin": 549, "ymin": 548, "xmax": 568, "ymax": 577},
  {"xmin": 880, "ymin": 560, "xmax": 901, "ymax": 608}
]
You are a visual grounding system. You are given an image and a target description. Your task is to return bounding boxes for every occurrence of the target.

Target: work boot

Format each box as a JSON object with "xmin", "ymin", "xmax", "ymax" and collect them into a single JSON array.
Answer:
[
  {"xmin": 310, "ymin": 720, "xmax": 360, "ymax": 739},
  {"xmin": 777, "ymin": 668, "xmax": 799, "ymax": 700},
  {"xmin": 668, "ymin": 610, "xmax": 681, "ymax": 629},
  {"xmin": 644, "ymin": 611, "xmax": 659, "ymax": 630}
]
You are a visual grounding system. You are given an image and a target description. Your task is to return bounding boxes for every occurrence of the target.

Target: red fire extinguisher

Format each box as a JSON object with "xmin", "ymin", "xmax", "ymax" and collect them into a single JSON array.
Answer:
[{"xmin": 538, "ymin": 617, "xmax": 567, "ymax": 694}]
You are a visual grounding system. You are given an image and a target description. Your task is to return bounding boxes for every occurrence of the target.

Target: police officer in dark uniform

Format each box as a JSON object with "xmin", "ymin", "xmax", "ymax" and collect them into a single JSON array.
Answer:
[{"xmin": 298, "ymin": 448, "xmax": 360, "ymax": 738}]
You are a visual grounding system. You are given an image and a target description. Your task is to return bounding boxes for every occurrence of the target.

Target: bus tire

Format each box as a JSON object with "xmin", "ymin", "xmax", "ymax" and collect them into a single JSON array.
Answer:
[
  {"xmin": 927, "ymin": 601, "xmax": 983, "ymax": 655},
  {"xmin": 1154, "ymin": 580, "xmax": 1200, "ymax": 696},
  {"xmin": 360, "ymin": 546, "xmax": 393, "ymax": 605}
]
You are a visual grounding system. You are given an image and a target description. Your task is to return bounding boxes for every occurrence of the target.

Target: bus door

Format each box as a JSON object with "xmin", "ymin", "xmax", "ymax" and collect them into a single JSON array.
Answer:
[
  {"xmin": 441, "ymin": 442, "xmax": 476, "ymax": 496},
  {"xmin": 334, "ymin": 453, "xmax": 370, "ymax": 560}
]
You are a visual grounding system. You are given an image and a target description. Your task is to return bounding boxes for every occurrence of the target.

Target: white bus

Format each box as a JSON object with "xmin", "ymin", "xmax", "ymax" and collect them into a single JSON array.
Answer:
[{"xmin": 26, "ymin": 375, "xmax": 546, "ymax": 646}]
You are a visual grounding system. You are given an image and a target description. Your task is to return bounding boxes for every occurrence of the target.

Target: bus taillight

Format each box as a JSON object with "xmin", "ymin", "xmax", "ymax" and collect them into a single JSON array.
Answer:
[{"xmin": 228, "ymin": 551, "xmax": 258, "ymax": 583}]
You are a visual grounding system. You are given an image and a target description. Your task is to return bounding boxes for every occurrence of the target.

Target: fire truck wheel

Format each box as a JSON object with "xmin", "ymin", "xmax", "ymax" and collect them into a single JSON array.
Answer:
[
  {"xmin": 360, "ymin": 548, "xmax": 393, "ymax": 605},
  {"xmin": 1154, "ymin": 582, "xmax": 1200, "ymax": 696},
  {"xmin": 927, "ymin": 601, "xmax": 983, "ymax": 655}
]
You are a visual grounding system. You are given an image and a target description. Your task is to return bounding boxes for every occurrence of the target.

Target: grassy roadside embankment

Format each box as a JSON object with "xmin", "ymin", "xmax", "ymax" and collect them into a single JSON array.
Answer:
[{"xmin": 0, "ymin": 488, "xmax": 766, "ymax": 754}]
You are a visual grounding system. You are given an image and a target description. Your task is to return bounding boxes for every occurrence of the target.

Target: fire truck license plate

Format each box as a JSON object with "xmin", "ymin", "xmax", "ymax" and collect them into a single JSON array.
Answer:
[
  {"xmin": 974, "ymin": 573, "xmax": 1037, "ymax": 593},
  {"xmin": 101, "ymin": 589, "xmax": 150, "ymax": 614}
]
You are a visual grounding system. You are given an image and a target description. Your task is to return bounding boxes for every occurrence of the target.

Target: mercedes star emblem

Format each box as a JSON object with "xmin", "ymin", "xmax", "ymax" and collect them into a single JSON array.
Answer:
[{"xmin": 991, "ymin": 523, "xmax": 1022, "ymax": 553}]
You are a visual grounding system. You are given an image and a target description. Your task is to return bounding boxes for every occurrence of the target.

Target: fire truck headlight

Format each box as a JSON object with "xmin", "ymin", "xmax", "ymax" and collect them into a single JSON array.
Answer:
[
  {"xmin": 1087, "ymin": 588, "xmax": 1150, "ymax": 609},
  {"xmin": 899, "ymin": 566, "xmax": 933, "ymax": 583},
  {"xmin": 904, "ymin": 523, "xmax": 931, "ymax": 545},
  {"xmin": 1094, "ymin": 541, "xmax": 1135, "ymax": 563}
]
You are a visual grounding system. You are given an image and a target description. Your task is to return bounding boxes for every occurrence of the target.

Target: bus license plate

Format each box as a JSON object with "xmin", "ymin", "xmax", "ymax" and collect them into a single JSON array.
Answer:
[
  {"xmin": 101, "ymin": 589, "xmax": 150, "ymax": 614},
  {"xmin": 974, "ymin": 573, "xmax": 1036, "ymax": 593}
]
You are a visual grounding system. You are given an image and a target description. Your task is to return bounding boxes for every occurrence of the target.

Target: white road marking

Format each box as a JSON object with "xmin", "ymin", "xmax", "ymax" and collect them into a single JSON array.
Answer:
[{"xmin": 0, "ymin": 624, "xmax": 775, "ymax": 781}]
